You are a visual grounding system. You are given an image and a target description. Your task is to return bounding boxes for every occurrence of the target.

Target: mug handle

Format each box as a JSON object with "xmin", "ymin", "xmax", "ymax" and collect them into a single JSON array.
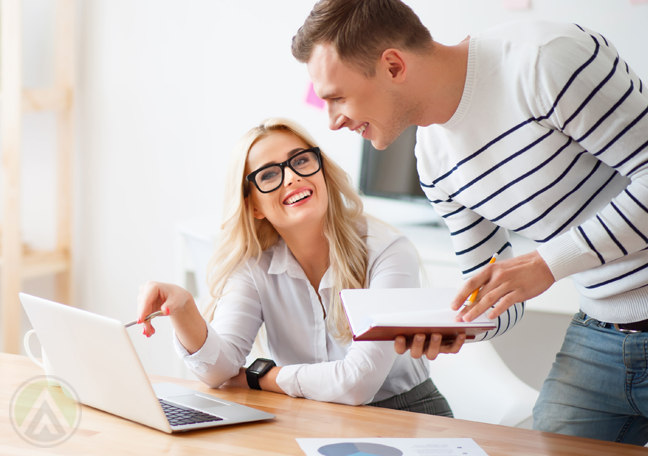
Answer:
[{"xmin": 23, "ymin": 329, "xmax": 45, "ymax": 369}]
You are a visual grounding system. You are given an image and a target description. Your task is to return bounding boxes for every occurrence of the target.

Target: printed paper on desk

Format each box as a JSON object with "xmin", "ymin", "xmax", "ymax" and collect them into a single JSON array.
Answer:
[
  {"xmin": 340, "ymin": 288, "xmax": 496, "ymax": 342},
  {"xmin": 296, "ymin": 437, "xmax": 490, "ymax": 456}
]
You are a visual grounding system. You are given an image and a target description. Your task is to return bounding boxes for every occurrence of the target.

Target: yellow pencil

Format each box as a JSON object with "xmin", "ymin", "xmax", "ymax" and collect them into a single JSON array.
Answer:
[{"xmin": 467, "ymin": 253, "xmax": 498, "ymax": 306}]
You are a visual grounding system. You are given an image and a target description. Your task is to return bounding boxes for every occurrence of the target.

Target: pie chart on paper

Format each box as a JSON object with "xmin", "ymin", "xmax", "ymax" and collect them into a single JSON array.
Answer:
[{"xmin": 317, "ymin": 442, "xmax": 403, "ymax": 456}]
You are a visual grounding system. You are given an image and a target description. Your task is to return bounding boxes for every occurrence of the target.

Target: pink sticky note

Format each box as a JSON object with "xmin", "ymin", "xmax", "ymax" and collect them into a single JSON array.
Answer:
[
  {"xmin": 502, "ymin": 0, "xmax": 531, "ymax": 10},
  {"xmin": 630, "ymin": 0, "xmax": 648, "ymax": 4},
  {"xmin": 305, "ymin": 82, "xmax": 325, "ymax": 110}
]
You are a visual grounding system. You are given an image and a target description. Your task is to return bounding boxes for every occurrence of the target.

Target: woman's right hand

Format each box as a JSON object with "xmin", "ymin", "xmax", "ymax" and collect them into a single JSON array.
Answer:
[{"xmin": 137, "ymin": 281, "xmax": 195, "ymax": 338}]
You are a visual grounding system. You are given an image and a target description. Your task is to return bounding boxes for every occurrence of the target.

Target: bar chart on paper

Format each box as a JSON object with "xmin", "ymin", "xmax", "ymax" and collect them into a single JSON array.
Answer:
[{"xmin": 296, "ymin": 438, "xmax": 489, "ymax": 456}]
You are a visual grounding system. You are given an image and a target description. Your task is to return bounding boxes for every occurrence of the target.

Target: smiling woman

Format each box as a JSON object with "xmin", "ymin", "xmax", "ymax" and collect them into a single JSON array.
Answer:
[
  {"xmin": 209, "ymin": 118, "xmax": 368, "ymax": 341},
  {"xmin": 135, "ymin": 118, "xmax": 458, "ymax": 416}
]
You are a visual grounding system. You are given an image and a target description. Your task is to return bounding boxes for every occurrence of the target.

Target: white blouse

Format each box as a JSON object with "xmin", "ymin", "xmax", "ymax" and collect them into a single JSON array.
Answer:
[{"xmin": 173, "ymin": 219, "xmax": 430, "ymax": 405}]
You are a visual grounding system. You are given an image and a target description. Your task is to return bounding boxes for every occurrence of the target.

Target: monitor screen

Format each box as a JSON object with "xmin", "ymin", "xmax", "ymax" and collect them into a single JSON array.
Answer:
[{"xmin": 359, "ymin": 125, "xmax": 427, "ymax": 203}]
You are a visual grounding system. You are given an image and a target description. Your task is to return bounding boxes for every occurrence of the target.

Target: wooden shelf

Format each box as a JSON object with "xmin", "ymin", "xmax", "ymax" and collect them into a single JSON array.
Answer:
[
  {"xmin": 0, "ymin": 87, "xmax": 71, "ymax": 112},
  {"xmin": 1, "ymin": 0, "xmax": 75, "ymax": 354},
  {"xmin": 0, "ymin": 249, "xmax": 71, "ymax": 279},
  {"xmin": 23, "ymin": 87, "xmax": 72, "ymax": 112}
]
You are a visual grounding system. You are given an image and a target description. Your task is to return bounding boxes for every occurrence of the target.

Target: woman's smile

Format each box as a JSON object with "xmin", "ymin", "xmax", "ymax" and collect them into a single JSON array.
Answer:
[{"xmin": 283, "ymin": 187, "xmax": 313, "ymax": 206}]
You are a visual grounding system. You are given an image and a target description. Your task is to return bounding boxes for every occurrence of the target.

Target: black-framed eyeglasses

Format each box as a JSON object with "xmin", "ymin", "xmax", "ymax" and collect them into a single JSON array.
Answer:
[{"xmin": 245, "ymin": 147, "xmax": 322, "ymax": 194}]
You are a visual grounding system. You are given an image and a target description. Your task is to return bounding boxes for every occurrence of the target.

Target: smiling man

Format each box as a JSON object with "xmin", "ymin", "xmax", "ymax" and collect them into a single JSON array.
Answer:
[
  {"xmin": 292, "ymin": 0, "xmax": 648, "ymax": 446},
  {"xmin": 301, "ymin": 4, "xmax": 466, "ymax": 150}
]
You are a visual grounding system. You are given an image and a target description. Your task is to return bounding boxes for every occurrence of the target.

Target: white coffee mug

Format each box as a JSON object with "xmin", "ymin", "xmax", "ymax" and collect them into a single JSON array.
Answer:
[{"xmin": 23, "ymin": 329, "xmax": 59, "ymax": 386}]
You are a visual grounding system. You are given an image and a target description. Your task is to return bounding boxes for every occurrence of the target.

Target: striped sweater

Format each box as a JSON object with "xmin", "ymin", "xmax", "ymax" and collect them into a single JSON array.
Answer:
[{"xmin": 416, "ymin": 20, "xmax": 648, "ymax": 325}]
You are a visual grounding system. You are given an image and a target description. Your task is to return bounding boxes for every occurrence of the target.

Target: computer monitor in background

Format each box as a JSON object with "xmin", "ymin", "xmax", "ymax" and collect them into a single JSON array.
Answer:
[
  {"xmin": 359, "ymin": 125, "xmax": 427, "ymax": 203},
  {"xmin": 358, "ymin": 125, "xmax": 442, "ymax": 227}
]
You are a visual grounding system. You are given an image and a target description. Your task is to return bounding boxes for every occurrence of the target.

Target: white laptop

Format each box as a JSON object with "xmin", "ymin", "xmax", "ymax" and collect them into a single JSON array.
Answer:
[{"xmin": 19, "ymin": 293, "xmax": 275, "ymax": 433}]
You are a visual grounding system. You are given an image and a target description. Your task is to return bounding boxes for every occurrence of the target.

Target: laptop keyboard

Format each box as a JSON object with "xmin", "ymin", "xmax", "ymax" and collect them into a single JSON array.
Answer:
[{"xmin": 159, "ymin": 399, "xmax": 223, "ymax": 426}]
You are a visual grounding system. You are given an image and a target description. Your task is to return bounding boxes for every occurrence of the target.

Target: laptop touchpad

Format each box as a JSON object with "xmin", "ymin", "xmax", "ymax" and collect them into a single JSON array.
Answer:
[{"xmin": 168, "ymin": 394, "xmax": 231, "ymax": 410}]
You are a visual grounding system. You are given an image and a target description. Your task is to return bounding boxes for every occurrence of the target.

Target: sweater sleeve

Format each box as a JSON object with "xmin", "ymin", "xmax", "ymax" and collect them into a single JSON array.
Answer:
[
  {"xmin": 533, "ymin": 26, "xmax": 648, "ymax": 281},
  {"xmin": 423, "ymin": 183, "xmax": 525, "ymax": 341}
]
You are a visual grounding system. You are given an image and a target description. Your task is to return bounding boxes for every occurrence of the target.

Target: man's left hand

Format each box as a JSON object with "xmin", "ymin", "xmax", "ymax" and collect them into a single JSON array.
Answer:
[{"xmin": 394, "ymin": 333, "xmax": 466, "ymax": 360}]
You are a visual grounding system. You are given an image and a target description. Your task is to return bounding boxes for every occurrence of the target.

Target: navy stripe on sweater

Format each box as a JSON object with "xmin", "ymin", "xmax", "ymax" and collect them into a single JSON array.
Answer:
[
  {"xmin": 576, "ymin": 80, "xmax": 634, "ymax": 143},
  {"xmin": 428, "ymin": 118, "xmax": 535, "ymax": 186},
  {"xmin": 538, "ymin": 170, "xmax": 618, "ymax": 242},
  {"xmin": 513, "ymin": 160, "xmax": 602, "ymax": 233},
  {"xmin": 461, "ymin": 242, "xmax": 512, "ymax": 275},
  {"xmin": 596, "ymin": 214, "xmax": 627, "ymax": 255},
  {"xmin": 625, "ymin": 189, "xmax": 648, "ymax": 214},
  {"xmin": 561, "ymin": 53, "xmax": 620, "ymax": 131},
  {"xmin": 470, "ymin": 136, "xmax": 572, "ymax": 211},
  {"xmin": 456, "ymin": 226, "xmax": 500, "ymax": 256},
  {"xmin": 448, "ymin": 131, "xmax": 554, "ymax": 199},
  {"xmin": 585, "ymin": 262, "xmax": 648, "ymax": 289},
  {"xmin": 593, "ymin": 105, "xmax": 648, "ymax": 158},
  {"xmin": 450, "ymin": 216, "xmax": 485, "ymax": 236},
  {"xmin": 578, "ymin": 226, "xmax": 604, "ymax": 264},
  {"xmin": 611, "ymin": 137, "xmax": 648, "ymax": 169},
  {"xmin": 599, "ymin": 32, "xmax": 609, "ymax": 47},
  {"xmin": 627, "ymin": 158, "xmax": 648, "ymax": 177},
  {"xmin": 420, "ymin": 32, "xmax": 601, "ymax": 189},
  {"xmin": 442, "ymin": 206, "xmax": 466, "ymax": 219},
  {"xmin": 611, "ymin": 201, "xmax": 648, "ymax": 244},
  {"xmin": 491, "ymin": 150, "xmax": 587, "ymax": 223}
]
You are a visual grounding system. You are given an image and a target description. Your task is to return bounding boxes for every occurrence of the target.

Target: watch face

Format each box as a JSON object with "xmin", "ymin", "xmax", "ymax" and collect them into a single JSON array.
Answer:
[{"xmin": 249, "ymin": 359, "xmax": 272, "ymax": 374}]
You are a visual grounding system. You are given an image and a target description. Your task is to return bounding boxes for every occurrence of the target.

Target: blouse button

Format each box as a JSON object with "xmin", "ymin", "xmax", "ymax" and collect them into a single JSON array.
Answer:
[{"xmin": 192, "ymin": 361, "xmax": 208, "ymax": 373}]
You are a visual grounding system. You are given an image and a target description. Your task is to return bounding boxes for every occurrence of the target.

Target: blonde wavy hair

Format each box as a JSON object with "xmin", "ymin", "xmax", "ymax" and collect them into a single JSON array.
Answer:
[{"xmin": 202, "ymin": 117, "xmax": 367, "ymax": 344}]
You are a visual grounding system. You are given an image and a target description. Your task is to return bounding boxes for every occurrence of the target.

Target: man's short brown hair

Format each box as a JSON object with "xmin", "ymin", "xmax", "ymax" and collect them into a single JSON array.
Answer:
[{"xmin": 292, "ymin": 0, "xmax": 433, "ymax": 77}]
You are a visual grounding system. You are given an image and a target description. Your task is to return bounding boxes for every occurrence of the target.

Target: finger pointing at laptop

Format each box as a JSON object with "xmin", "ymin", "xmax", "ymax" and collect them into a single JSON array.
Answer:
[{"xmin": 136, "ymin": 281, "xmax": 208, "ymax": 355}]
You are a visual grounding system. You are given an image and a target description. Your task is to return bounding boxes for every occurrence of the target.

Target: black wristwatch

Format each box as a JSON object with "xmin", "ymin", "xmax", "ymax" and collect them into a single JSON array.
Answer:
[{"xmin": 245, "ymin": 358, "xmax": 276, "ymax": 390}]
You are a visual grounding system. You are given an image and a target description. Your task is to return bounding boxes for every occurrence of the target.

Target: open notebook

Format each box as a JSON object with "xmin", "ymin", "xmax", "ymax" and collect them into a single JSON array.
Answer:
[{"xmin": 340, "ymin": 288, "xmax": 496, "ymax": 342}]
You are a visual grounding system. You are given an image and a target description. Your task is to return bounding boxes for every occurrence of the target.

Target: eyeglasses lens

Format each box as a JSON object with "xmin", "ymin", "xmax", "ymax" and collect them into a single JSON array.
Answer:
[{"xmin": 254, "ymin": 150, "xmax": 320, "ymax": 192}]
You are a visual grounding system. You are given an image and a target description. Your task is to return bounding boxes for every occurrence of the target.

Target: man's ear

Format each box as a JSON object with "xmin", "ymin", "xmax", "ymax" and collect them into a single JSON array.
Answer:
[
  {"xmin": 380, "ymin": 49, "xmax": 407, "ymax": 82},
  {"xmin": 245, "ymin": 197, "xmax": 266, "ymax": 220}
]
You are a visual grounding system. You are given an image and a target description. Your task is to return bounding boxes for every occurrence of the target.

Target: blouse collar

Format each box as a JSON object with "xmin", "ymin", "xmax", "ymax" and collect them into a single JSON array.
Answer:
[{"xmin": 267, "ymin": 238, "xmax": 334, "ymax": 291}]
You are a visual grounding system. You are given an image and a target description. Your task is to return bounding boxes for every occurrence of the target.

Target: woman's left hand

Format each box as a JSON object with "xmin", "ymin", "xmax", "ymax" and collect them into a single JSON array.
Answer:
[
  {"xmin": 223, "ymin": 367, "xmax": 249, "ymax": 388},
  {"xmin": 223, "ymin": 366, "xmax": 285, "ymax": 393}
]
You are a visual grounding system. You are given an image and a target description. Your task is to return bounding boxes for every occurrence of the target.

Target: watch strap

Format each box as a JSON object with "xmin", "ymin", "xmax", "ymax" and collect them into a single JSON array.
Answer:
[
  {"xmin": 245, "ymin": 358, "xmax": 276, "ymax": 391},
  {"xmin": 246, "ymin": 370, "xmax": 262, "ymax": 390}
]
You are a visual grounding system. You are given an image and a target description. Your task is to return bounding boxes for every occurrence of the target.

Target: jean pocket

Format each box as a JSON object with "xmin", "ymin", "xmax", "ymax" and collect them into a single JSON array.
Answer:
[{"xmin": 570, "ymin": 311, "xmax": 596, "ymax": 327}]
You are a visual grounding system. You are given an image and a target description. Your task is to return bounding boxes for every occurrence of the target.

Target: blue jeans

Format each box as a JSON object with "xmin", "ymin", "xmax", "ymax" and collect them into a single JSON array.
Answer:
[{"xmin": 533, "ymin": 311, "xmax": 648, "ymax": 445}]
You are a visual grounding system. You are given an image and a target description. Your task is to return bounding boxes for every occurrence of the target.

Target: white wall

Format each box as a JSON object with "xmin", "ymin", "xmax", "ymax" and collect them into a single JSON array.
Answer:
[
  {"xmin": 75, "ymin": 0, "xmax": 366, "ymax": 376},
  {"xmin": 13, "ymin": 0, "xmax": 642, "ymax": 376},
  {"xmin": 412, "ymin": 0, "xmax": 648, "ymax": 80}
]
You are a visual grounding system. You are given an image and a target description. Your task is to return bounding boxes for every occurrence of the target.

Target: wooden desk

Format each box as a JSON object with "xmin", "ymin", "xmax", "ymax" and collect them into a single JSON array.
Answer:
[{"xmin": 0, "ymin": 353, "xmax": 643, "ymax": 455}]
